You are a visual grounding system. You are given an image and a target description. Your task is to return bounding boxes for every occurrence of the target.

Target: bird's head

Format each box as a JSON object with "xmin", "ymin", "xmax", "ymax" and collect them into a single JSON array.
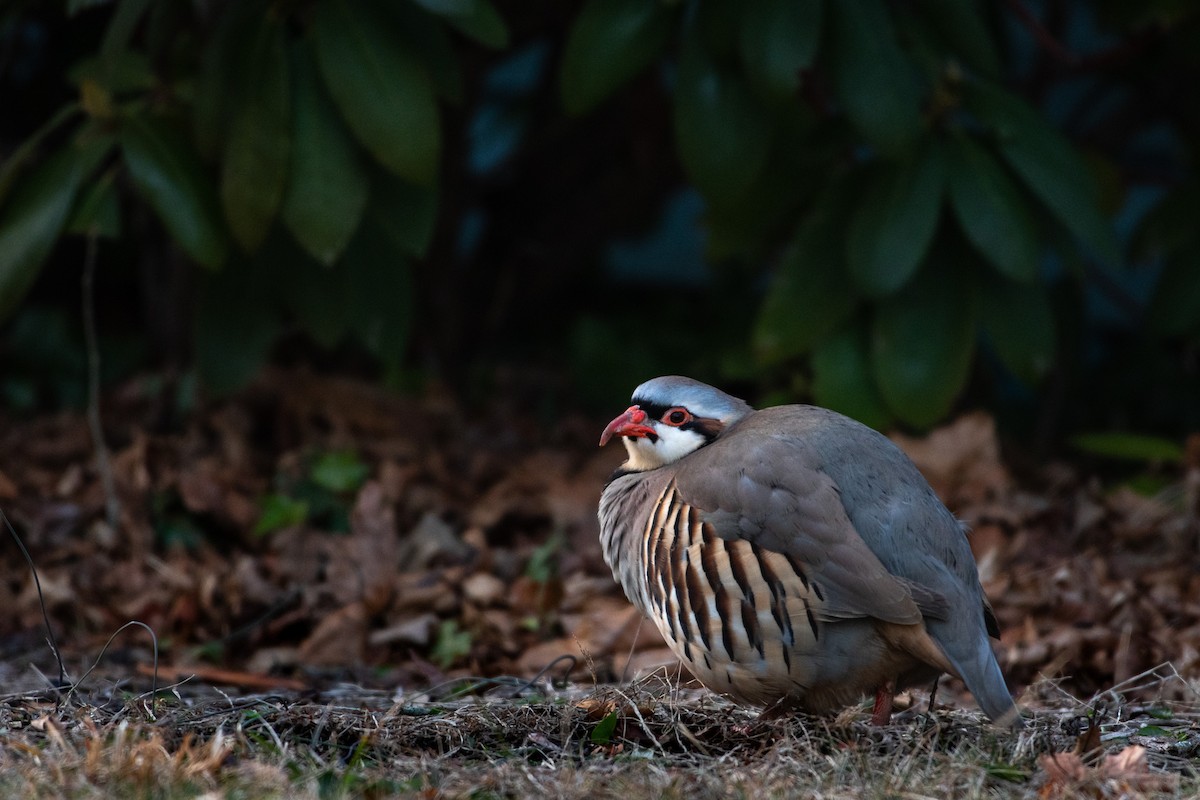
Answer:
[{"xmin": 599, "ymin": 376, "xmax": 753, "ymax": 471}]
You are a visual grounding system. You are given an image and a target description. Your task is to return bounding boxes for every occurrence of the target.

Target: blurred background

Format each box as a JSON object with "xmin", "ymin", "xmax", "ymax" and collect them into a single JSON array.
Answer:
[
  {"xmin": 0, "ymin": 0, "xmax": 1196, "ymax": 446},
  {"xmin": 0, "ymin": 0, "xmax": 1198, "ymax": 702}
]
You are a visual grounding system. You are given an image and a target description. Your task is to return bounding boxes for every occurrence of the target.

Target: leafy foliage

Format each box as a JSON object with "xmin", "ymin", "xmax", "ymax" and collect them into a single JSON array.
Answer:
[
  {"xmin": 309, "ymin": 450, "xmax": 371, "ymax": 494},
  {"xmin": 1070, "ymin": 433, "xmax": 1185, "ymax": 464},
  {"xmin": 432, "ymin": 620, "xmax": 473, "ymax": 669},
  {"xmin": 0, "ymin": 0, "xmax": 1197, "ymax": 437},
  {"xmin": 0, "ymin": 0, "xmax": 484, "ymax": 389},
  {"xmin": 254, "ymin": 493, "xmax": 310, "ymax": 537},
  {"xmin": 557, "ymin": 0, "xmax": 1198, "ymax": 432},
  {"xmin": 255, "ymin": 449, "xmax": 371, "ymax": 536}
]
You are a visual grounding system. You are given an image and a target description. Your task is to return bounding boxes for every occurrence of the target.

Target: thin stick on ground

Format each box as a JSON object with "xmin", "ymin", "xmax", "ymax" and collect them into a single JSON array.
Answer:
[{"xmin": 1, "ymin": 509, "xmax": 68, "ymax": 687}]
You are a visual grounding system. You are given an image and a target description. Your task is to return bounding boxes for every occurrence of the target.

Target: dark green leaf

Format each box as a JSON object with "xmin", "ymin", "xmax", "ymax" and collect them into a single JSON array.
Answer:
[
  {"xmin": 68, "ymin": 0, "xmax": 111, "ymax": 16},
  {"xmin": 978, "ymin": 272, "xmax": 1055, "ymax": 385},
  {"xmin": 0, "ymin": 103, "xmax": 80, "ymax": 206},
  {"xmin": 888, "ymin": 11, "xmax": 944, "ymax": 82},
  {"xmin": 1071, "ymin": 433, "xmax": 1184, "ymax": 463},
  {"xmin": 705, "ymin": 106, "xmax": 824, "ymax": 260},
  {"xmin": 1134, "ymin": 181, "xmax": 1200, "ymax": 262},
  {"xmin": 560, "ymin": 0, "xmax": 674, "ymax": 116},
  {"xmin": 376, "ymin": 3, "xmax": 465, "ymax": 104},
  {"xmin": 524, "ymin": 532, "xmax": 563, "ymax": 583},
  {"xmin": 916, "ymin": 0, "xmax": 1001, "ymax": 79},
  {"xmin": 967, "ymin": 82, "xmax": 1120, "ymax": 267},
  {"xmin": 945, "ymin": 133, "xmax": 1038, "ymax": 283},
  {"xmin": 410, "ymin": 0, "xmax": 509, "ymax": 49},
  {"xmin": 432, "ymin": 620, "xmax": 472, "ymax": 668},
  {"xmin": 155, "ymin": 513, "xmax": 207, "ymax": 550},
  {"xmin": 695, "ymin": 0, "xmax": 743, "ymax": 62},
  {"xmin": 811, "ymin": 325, "xmax": 892, "ymax": 430},
  {"xmin": 193, "ymin": 3, "xmax": 260, "ymax": 159},
  {"xmin": 254, "ymin": 493, "xmax": 310, "ymax": 536},
  {"xmin": 847, "ymin": 141, "xmax": 944, "ymax": 296},
  {"xmin": 100, "ymin": 0, "xmax": 151, "ymax": 62},
  {"xmin": 871, "ymin": 254, "xmax": 976, "ymax": 428},
  {"xmin": 68, "ymin": 50, "xmax": 156, "ymax": 95},
  {"xmin": 282, "ymin": 41, "xmax": 368, "ymax": 265},
  {"xmin": 193, "ymin": 265, "xmax": 280, "ymax": 393},
  {"xmin": 342, "ymin": 220, "xmax": 415, "ymax": 363},
  {"xmin": 286, "ymin": 257, "xmax": 352, "ymax": 349},
  {"xmin": 1134, "ymin": 725, "xmax": 1172, "ymax": 737},
  {"xmin": 0, "ymin": 145, "xmax": 92, "ymax": 320},
  {"xmin": 590, "ymin": 712, "xmax": 619, "ymax": 745},
  {"xmin": 370, "ymin": 173, "xmax": 440, "ymax": 259},
  {"xmin": 739, "ymin": 0, "xmax": 821, "ymax": 101},
  {"xmin": 829, "ymin": 0, "xmax": 921, "ymax": 155},
  {"xmin": 221, "ymin": 16, "xmax": 291, "ymax": 252},
  {"xmin": 310, "ymin": 450, "xmax": 370, "ymax": 493},
  {"xmin": 674, "ymin": 29, "xmax": 773, "ymax": 202},
  {"xmin": 145, "ymin": 1, "xmax": 189, "ymax": 63},
  {"xmin": 1147, "ymin": 245, "xmax": 1200, "ymax": 337},
  {"xmin": 755, "ymin": 179, "xmax": 857, "ymax": 362},
  {"xmin": 122, "ymin": 113, "xmax": 228, "ymax": 268},
  {"xmin": 291, "ymin": 481, "xmax": 351, "ymax": 533},
  {"xmin": 314, "ymin": 0, "xmax": 441, "ymax": 185},
  {"xmin": 66, "ymin": 169, "xmax": 122, "ymax": 239},
  {"xmin": 258, "ymin": 227, "xmax": 352, "ymax": 347},
  {"xmin": 570, "ymin": 315, "xmax": 669, "ymax": 404}
]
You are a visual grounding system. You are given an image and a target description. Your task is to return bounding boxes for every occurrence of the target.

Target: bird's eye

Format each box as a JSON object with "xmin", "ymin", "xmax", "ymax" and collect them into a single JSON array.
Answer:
[{"xmin": 663, "ymin": 408, "xmax": 691, "ymax": 426}]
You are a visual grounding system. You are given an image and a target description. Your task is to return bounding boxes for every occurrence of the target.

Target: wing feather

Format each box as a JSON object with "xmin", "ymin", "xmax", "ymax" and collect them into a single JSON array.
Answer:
[{"xmin": 674, "ymin": 441, "xmax": 927, "ymax": 627}]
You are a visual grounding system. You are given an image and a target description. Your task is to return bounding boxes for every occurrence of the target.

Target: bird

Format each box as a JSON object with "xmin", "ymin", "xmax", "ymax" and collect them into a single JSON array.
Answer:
[{"xmin": 597, "ymin": 375, "xmax": 1021, "ymax": 728}]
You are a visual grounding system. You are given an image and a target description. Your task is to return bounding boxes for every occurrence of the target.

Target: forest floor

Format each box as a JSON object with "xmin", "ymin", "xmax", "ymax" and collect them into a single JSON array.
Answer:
[{"xmin": 0, "ymin": 368, "xmax": 1198, "ymax": 797}]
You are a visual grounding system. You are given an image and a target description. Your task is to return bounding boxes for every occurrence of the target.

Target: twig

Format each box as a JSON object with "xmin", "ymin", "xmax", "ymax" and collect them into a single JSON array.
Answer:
[
  {"xmin": 1, "ymin": 509, "xmax": 68, "ymax": 687},
  {"xmin": 66, "ymin": 619, "xmax": 160, "ymax": 718},
  {"xmin": 82, "ymin": 232, "xmax": 121, "ymax": 532},
  {"xmin": 134, "ymin": 663, "xmax": 307, "ymax": 693},
  {"xmin": 622, "ymin": 615, "xmax": 645, "ymax": 684},
  {"xmin": 614, "ymin": 683, "xmax": 668, "ymax": 756},
  {"xmin": 520, "ymin": 654, "xmax": 578, "ymax": 691}
]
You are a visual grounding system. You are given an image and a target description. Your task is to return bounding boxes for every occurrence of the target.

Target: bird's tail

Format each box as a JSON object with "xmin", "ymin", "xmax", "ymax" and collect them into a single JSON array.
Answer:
[{"xmin": 936, "ymin": 625, "xmax": 1023, "ymax": 729}]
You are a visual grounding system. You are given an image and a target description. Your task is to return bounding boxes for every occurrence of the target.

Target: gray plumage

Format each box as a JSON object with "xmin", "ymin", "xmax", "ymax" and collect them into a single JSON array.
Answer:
[{"xmin": 598, "ymin": 376, "xmax": 1021, "ymax": 727}]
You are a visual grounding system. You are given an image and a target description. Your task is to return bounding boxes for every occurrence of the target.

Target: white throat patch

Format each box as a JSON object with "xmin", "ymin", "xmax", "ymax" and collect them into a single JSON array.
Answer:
[{"xmin": 620, "ymin": 425, "xmax": 707, "ymax": 471}]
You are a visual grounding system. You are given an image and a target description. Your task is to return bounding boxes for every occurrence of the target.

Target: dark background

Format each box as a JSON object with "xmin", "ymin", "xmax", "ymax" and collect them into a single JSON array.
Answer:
[{"xmin": 1, "ymin": 0, "xmax": 1198, "ymax": 447}]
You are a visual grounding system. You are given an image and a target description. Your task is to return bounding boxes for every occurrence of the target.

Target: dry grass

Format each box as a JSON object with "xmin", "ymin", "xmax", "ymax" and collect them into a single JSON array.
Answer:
[{"xmin": 1, "ymin": 667, "xmax": 1198, "ymax": 799}]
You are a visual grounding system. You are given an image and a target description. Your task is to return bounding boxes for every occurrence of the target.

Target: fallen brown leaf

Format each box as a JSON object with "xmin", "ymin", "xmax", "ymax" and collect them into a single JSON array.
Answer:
[
  {"xmin": 1038, "ymin": 745, "xmax": 1179, "ymax": 798},
  {"xmin": 298, "ymin": 601, "xmax": 368, "ymax": 666},
  {"xmin": 136, "ymin": 663, "xmax": 307, "ymax": 692},
  {"xmin": 891, "ymin": 412, "xmax": 1010, "ymax": 505}
]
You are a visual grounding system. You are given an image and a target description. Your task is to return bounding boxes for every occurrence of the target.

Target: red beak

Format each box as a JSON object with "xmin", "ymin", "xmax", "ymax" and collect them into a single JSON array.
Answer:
[{"xmin": 599, "ymin": 405, "xmax": 655, "ymax": 446}]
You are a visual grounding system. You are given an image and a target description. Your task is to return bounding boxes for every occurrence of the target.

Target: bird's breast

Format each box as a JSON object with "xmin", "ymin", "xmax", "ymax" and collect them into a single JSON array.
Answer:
[{"xmin": 600, "ymin": 476, "xmax": 836, "ymax": 702}]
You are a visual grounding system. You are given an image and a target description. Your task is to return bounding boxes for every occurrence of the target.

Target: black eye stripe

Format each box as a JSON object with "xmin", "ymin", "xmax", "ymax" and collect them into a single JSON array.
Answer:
[
  {"xmin": 628, "ymin": 398, "xmax": 723, "ymax": 445},
  {"xmin": 631, "ymin": 400, "xmax": 672, "ymax": 420}
]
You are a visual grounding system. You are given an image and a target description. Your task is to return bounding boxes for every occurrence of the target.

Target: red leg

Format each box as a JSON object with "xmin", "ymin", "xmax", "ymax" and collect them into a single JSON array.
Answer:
[{"xmin": 871, "ymin": 680, "xmax": 895, "ymax": 726}]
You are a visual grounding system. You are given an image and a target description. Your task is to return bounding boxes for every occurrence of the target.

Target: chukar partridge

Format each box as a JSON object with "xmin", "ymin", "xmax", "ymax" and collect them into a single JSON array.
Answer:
[{"xmin": 597, "ymin": 376, "xmax": 1021, "ymax": 727}]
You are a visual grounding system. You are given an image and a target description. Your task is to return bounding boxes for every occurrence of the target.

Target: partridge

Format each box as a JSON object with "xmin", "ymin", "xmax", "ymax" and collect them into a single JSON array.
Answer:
[{"xmin": 597, "ymin": 376, "xmax": 1021, "ymax": 727}]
